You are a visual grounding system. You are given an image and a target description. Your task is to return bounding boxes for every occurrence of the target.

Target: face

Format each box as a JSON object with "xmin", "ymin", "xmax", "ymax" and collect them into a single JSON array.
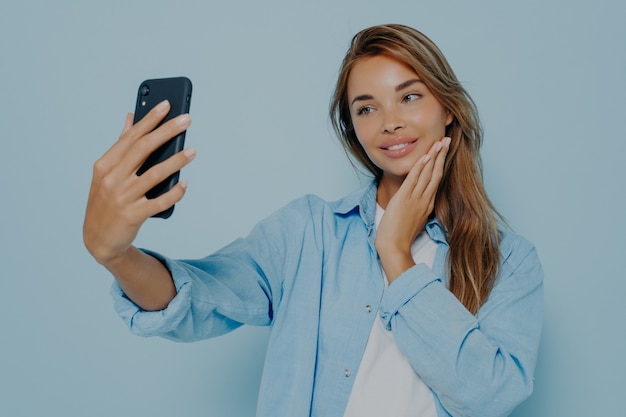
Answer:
[{"xmin": 347, "ymin": 54, "xmax": 452, "ymax": 186}]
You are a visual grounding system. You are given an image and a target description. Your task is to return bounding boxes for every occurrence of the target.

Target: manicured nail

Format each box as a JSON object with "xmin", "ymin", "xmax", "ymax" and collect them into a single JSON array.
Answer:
[
  {"xmin": 179, "ymin": 180, "xmax": 188, "ymax": 190},
  {"xmin": 175, "ymin": 114, "xmax": 190, "ymax": 126},
  {"xmin": 183, "ymin": 147, "xmax": 196, "ymax": 159},
  {"xmin": 434, "ymin": 142, "xmax": 443, "ymax": 152},
  {"xmin": 444, "ymin": 137, "xmax": 452, "ymax": 148},
  {"xmin": 155, "ymin": 100, "xmax": 170, "ymax": 113},
  {"xmin": 422, "ymin": 154, "xmax": 432, "ymax": 164}
]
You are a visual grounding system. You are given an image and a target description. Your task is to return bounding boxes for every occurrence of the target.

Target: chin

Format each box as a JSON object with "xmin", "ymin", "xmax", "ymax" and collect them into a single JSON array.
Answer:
[
  {"xmin": 381, "ymin": 168, "xmax": 411, "ymax": 182},
  {"xmin": 373, "ymin": 155, "xmax": 422, "ymax": 182},
  {"xmin": 390, "ymin": 160, "xmax": 420, "ymax": 177}
]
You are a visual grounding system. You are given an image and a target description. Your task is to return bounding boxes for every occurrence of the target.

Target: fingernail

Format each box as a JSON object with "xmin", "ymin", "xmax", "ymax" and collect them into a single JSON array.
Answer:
[
  {"xmin": 422, "ymin": 154, "xmax": 432, "ymax": 164},
  {"xmin": 155, "ymin": 100, "xmax": 170, "ymax": 112},
  {"xmin": 179, "ymin": 180, "xmax": 188, "ymax": 190},
  {"xmin": 444, "ymin": 137, "xmax": 452, "ymax": 148},
  {"xmin": 435, "ymin": 142, "xmax": 443, "ymax": 152},
  {"xmin": 183, "ymin": 147, "xmax": 196, "ymax": 159},
  {"xmin": 175, "ymin": 114, "xmax": 190, "ymax": 126}
]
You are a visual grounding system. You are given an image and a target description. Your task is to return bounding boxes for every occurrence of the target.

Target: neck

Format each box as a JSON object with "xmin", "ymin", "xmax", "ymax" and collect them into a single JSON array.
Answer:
[{"xmin": 376, "ymin": 174, "xmax": 404, "ymax": 209}]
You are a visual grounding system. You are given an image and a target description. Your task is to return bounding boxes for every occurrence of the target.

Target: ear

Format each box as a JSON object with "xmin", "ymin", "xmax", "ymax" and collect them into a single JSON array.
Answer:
[{"xmin": 445, "ymin": 110, "xmax": 454, "ymax": 126}]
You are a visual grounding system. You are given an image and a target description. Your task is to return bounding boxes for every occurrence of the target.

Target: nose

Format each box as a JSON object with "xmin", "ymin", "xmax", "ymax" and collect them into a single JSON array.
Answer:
[{"xmin": 381, "ymin": 109, "xmax": 406, "ymax": 133}]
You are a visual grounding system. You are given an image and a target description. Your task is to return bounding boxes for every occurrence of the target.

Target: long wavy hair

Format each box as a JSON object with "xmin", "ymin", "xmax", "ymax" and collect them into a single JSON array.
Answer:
[{"xmin": 330, "ymin": 24, "xmax": 503, "ymax": 314}]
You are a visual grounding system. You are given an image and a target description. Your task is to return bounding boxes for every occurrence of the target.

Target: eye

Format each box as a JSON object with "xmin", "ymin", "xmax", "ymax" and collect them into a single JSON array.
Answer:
[
  {"xmin": 356, "ymin": 106, "xmax": 375, "ymax": 116},
  {"xmin": 403, "ymin": 93, "xmax": 421, "ymax": 103}
]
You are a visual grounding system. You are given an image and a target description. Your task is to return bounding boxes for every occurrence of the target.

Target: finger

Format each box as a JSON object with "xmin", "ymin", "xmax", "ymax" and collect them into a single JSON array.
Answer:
[
  {"xmin": 427, "ymin": 137, "xmax": 446, "ymax": 160},
  {"xmin": 397, "ymin": 137, "xmax": 448, "ymax": 200},
  {"xmin": 399, "ymin": 153, "xmax": 429, "ymax": 194},
  {"xmin": 409, "ymin": 137, "xmax": 449, "ymax": 199},
  {"xmin": 121, "ymin": 113, "xmax": 134, "ymax": 134},
  {"xmin": 121, "ymin": 113, "xmax": 191, "ymax": 177},
  {"xmin": 410, "ymin": 154, "xmax": 435, "ymax": 199},
  {"xmin": 130, "ymin": 147, "xmax": 196, "ymax": 199},
  {"xmin": 90, "ymin": 114, "xmax": 134, "ymax": 178},
  {"xmin": 141, "ymin": 180, "xmax": 189, "ymax": 219},
  {"xmin": 434, "ymin": 137, "xmax": 451, "ymax": 171},
  {"xmin": 423, "ymin": 137, "xmax": 451, "ymax": 197},
  {"xmin": 98, "ymin": 101, "xmax": 172, "ymax": 172},
  {"xmin": 401, "ymin": 138, "xmax": 445, "ymax": 193},
  {"xmin": 124, "ymin": 100, "xmax": 172, "ymax": 142}
]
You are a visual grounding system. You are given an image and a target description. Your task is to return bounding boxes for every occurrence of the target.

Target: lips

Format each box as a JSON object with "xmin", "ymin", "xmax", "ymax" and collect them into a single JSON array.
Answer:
[
  {"xmin": 386, "ymin": 142, "xmax": 411, "ymax": 151},
  {"xmin": 380, "ymin": 137, "xmax": 418, "ymax": 158}
]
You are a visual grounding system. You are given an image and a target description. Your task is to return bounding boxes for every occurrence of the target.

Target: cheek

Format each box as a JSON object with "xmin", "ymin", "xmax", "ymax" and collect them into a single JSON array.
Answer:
[
  {"xmin": 352, "ymin": 118, "xmax": 376, "ymax": 146},
  {"xmin": 410, "ymin": 108, "xmax": 449, "ymax": 136},
  {"xmin": 352, "ymin": 126, "xmax": 380, "ymax": 164}
]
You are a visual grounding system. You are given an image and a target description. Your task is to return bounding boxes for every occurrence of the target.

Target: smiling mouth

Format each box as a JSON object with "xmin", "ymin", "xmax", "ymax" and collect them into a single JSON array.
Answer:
[
  {"xmin": 385, "ymin": 143, "xmax": 411, "ymax": 151},
  {"xmin": 382, "ymin": 139, "xmax": 417, "ymax": 151}
]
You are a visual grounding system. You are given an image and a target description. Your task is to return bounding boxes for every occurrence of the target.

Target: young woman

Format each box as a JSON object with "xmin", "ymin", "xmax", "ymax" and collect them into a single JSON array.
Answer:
[{"xmin": 84, "ymin": 24, "xmax": 543, "ymax": 417}]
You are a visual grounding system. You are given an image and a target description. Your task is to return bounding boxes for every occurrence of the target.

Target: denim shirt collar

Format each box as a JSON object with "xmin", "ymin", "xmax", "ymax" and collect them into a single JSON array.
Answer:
[{"xmin": 330, "ymin": 180, "xmax": 448, "ymax": 246}]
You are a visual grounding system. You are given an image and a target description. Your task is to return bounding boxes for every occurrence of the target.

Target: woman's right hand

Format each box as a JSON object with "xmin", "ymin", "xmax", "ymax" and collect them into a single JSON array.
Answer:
[
  {"xmin": 83, "ymin": 100, "xmax": 195, "ymax": 267},
  {"xmin": 375, "ymin": 136, "xmax": 450, "ymax": 282}
]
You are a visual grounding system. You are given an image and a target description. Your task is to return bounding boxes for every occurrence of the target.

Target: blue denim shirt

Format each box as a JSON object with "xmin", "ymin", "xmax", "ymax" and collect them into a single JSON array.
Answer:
[{"xmin": 112, "ymin": 181, "xmax": 543, "ymax": 417}]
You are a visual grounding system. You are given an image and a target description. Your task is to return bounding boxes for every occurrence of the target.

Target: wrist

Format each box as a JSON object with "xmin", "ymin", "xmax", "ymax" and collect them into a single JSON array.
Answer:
[
  {"xmin": 378, "ymin": 249, "xmax": 415, "ymax": 283},
  {"xmin": 100, "ymin": 246, "xmax": 133, "ymax": 271}
]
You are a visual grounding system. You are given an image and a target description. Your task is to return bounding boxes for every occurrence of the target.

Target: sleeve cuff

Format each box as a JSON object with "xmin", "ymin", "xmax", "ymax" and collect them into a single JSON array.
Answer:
[
  {"xmin": 109, "ymin": 249, "xmax": 193, "ymax": 337},
  {"xmin": 379, "ymin": 263, "xmax": 441, "ymax": 330}
]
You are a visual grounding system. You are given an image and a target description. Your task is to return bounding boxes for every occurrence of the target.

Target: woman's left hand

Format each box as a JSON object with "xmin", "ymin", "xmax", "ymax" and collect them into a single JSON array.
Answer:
[{"xmin": 375, "ymin": 136, "xmax": 451, "ymax": 282}]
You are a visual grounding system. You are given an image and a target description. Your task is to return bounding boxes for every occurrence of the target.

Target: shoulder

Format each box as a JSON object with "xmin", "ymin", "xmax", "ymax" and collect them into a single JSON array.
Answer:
[
  {"xmin": 269, "ymin": 194, "xmax": 334, "ymax": 223},
  {"xmin": 249, "ymin": 184, "xmax": 375, "ymax": 246},
  {"xmin": 254, "ymin": 192, "xmax": 348, "ymax": 237},
  {"xmin": 499, "ymin": 228, "xmax": 535, "ymax": 257},
  {"xmin": 497, "ymin": 227, "xmax": 543, "ymax": 280},
  {"xmin": 269, "ymin": 182, "xmax": 375, "ymax": 224}
]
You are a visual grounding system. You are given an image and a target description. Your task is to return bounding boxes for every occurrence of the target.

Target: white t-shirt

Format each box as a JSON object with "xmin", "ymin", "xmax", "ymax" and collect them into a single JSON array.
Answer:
[{"xmin": 343, "ymin": 204, "xmax": 438, "ymax": 417}]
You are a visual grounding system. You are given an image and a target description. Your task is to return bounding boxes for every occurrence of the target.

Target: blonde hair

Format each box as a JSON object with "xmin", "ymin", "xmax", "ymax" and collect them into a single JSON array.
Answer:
[{"xmin": 330, "ymin": 24, "xmax": 503, "ymax": 314}]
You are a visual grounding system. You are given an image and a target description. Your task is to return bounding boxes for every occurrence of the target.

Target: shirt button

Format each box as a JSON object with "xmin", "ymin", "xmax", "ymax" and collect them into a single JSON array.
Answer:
[
  {"xmin": 344, "ymin": 369, "xmax": 351, "ymax": 377},
  {"xmin": 365, "ymin": 305, "xmax": 372, "ymax": 313}
]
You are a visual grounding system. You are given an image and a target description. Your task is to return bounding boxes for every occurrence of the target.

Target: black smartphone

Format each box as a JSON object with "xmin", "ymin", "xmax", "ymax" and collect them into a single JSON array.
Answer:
[{"xmin": 133, "ymin": 76, "xmax": 192, "ymax": 218}]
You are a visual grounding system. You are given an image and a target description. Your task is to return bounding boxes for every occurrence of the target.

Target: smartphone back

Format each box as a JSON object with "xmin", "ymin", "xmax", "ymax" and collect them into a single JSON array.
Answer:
[{"xmin": 134, "ymin": 77, "xmax": 192, "ymax": 218}]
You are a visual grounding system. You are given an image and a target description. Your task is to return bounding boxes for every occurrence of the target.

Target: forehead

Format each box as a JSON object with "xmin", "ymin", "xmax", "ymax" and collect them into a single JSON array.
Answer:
[{"xmin": 347, "ymin": 54, "xmax": 419, "ymax": 93}]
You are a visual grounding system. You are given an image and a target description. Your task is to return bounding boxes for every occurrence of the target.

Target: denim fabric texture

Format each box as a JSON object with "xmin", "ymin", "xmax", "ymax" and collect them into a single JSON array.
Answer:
[{"xmin": 112, "ymin": 181, "xmax": 544, "ymax": 417}]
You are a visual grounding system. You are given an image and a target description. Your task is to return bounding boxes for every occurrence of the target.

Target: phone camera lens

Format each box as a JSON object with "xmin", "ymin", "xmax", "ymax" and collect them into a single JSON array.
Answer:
[{"xmin": 140, "ymin": 85, "xmax": 150, "ymax": 96}]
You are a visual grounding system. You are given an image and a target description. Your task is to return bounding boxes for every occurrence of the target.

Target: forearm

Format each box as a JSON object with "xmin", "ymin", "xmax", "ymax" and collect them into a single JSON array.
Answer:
[
  {"xmin": 377, "ymin": 249, "xmax": 415, "ymax": 283},
  {"xmin": 104, "ymin": 246, "xmax": 177, "ymax": 311},
  {"xmin": 391, "ymin": 282, "xmax": 535, "ymax": 417},
  {"xmin": 380, "ymin": 242, "xmax": 543, "ymax": 417}
]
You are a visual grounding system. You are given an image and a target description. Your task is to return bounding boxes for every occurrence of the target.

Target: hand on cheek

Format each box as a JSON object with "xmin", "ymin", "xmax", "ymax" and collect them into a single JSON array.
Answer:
[{"xmin": 375, "ymin": 136, "xmax": 451, "ymax": 282}]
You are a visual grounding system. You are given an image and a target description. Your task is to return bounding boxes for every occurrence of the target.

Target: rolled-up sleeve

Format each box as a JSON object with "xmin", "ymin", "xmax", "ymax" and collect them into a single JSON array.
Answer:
[
  {"xmin": 111, "ymin": 251, "xmax": 196, "ymax": 338},
  {"xmin": 109, "ymin": 206, "xmax": 311, "ymax": 342},
  {"xmin": 108, "ymin": 195, "xmax": 327, "ymax": 343}
]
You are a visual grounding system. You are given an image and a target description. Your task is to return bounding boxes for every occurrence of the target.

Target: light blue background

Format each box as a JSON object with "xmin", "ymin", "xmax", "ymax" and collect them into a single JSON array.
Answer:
[{"xmin": 1, "ymin": 1, "xmax": 624, "ymax": 416}]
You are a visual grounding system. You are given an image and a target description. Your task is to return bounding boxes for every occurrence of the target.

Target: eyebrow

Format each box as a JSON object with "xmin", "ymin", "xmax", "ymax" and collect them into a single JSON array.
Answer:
[
  {"xmin": 396, "ymin": 78, "xmax": 423, "ymax": 92},
  {"xmin": 350, "ymin": 79, "xmax": 424, "ymax": 106}
]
